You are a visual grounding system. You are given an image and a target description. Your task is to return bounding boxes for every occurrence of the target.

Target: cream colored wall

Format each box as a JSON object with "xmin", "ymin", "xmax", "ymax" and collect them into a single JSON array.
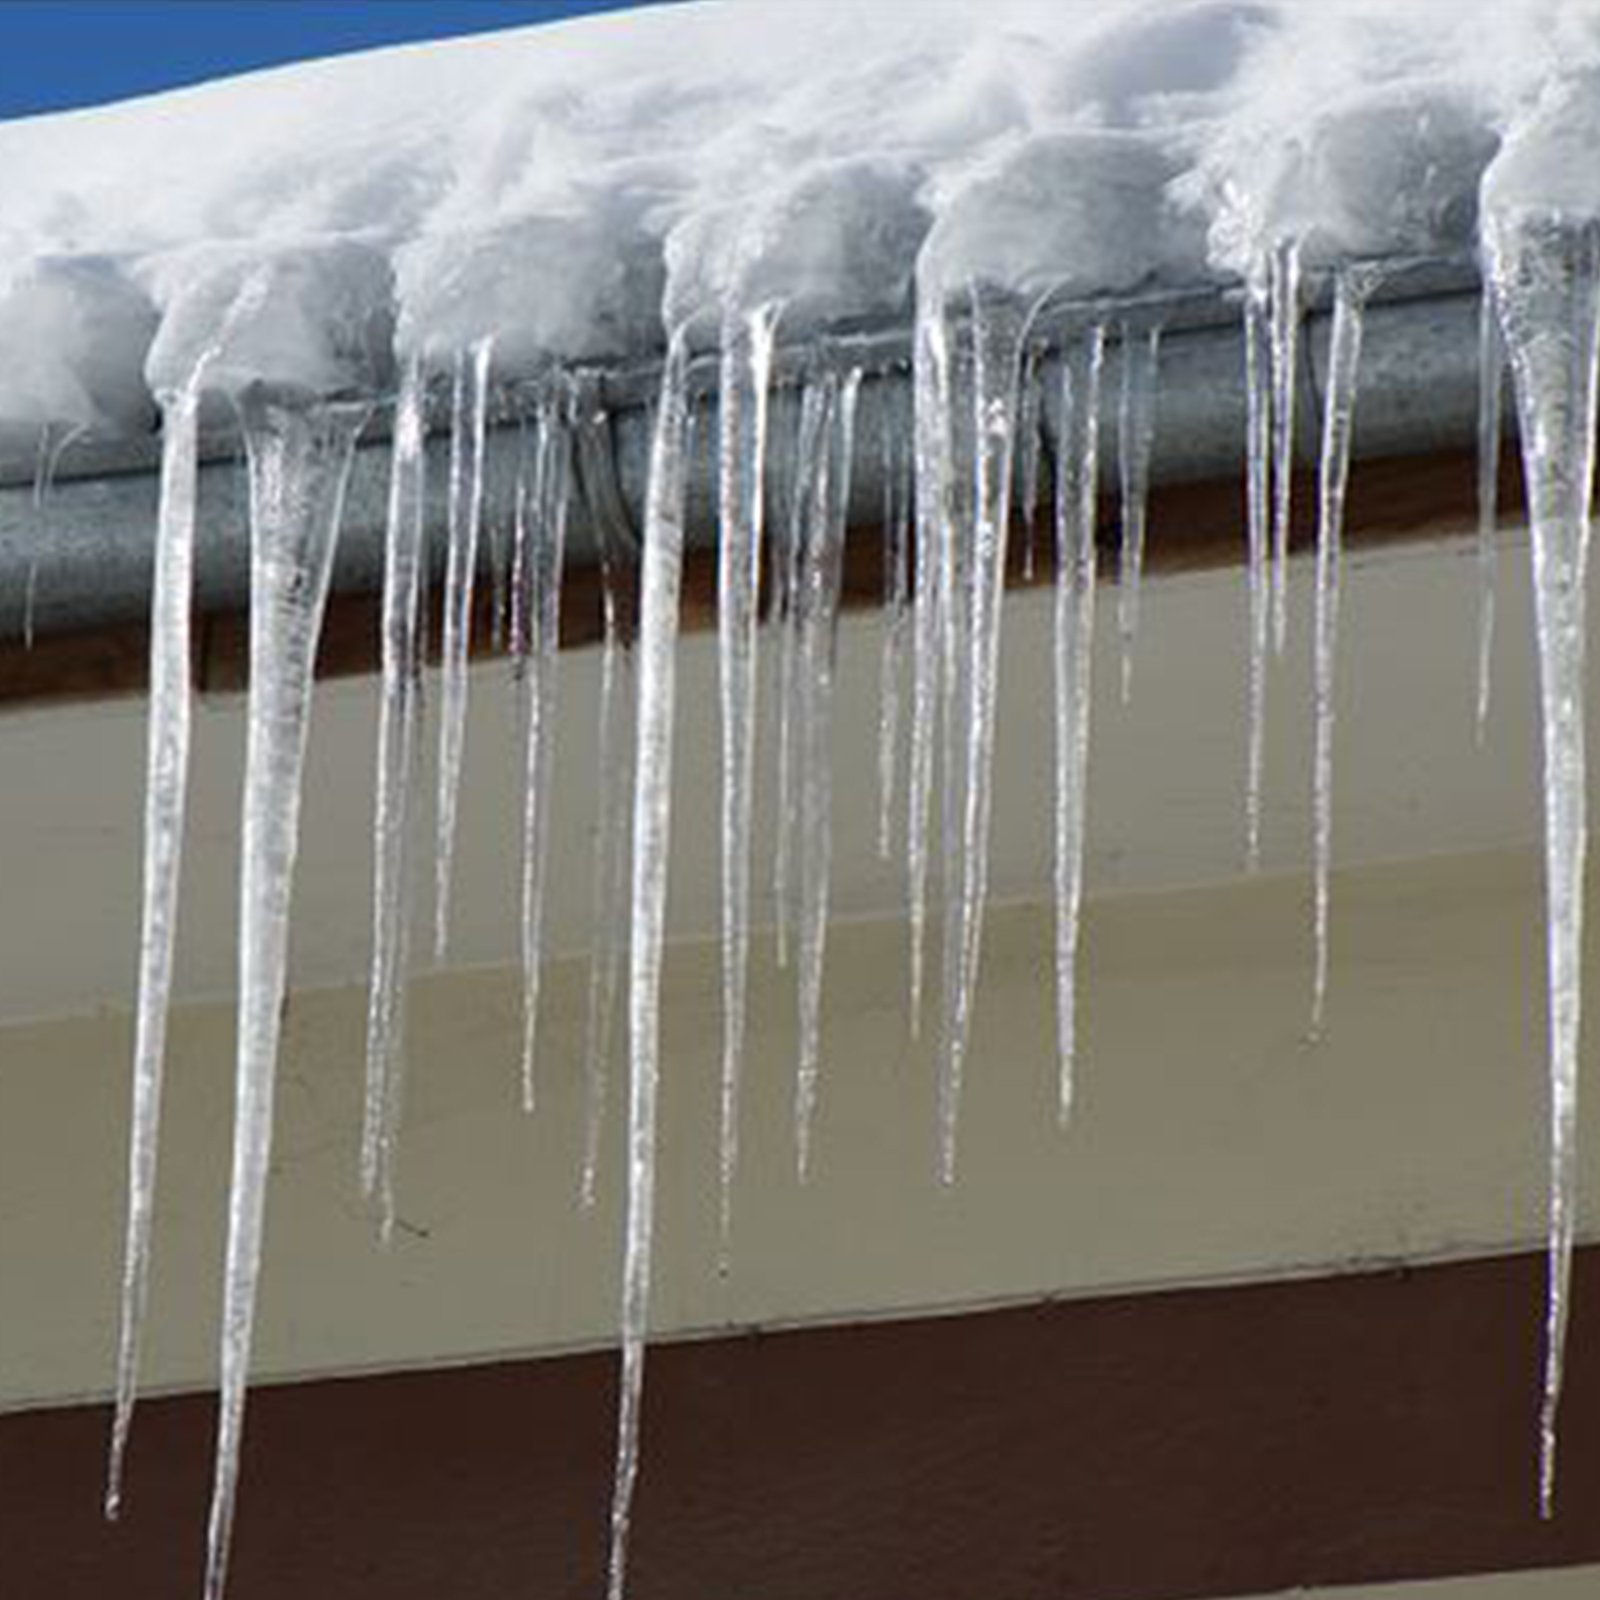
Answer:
[
  {"xmin": 0, "ymin": 842, "xmax": 1583, "ymax": 1409},
  {"xmin": 0, "ymin": 529, "xmax": 1592, "ymax": 1410}
]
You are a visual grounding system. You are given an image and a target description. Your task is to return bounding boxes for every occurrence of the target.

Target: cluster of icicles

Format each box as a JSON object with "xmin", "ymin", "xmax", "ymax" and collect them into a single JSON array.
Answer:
[{"xmin": 100, "ymin": 209, "xmax": 1598, "ymax": 1600}]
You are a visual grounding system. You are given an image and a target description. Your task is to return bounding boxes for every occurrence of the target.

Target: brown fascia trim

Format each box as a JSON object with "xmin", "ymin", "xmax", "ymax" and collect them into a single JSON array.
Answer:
[
  {"xmin": 0, "ymin": 441, "xmax": 1523, "ymax": 710},
  {"xmin": 2, "ymin": 1244, "xmax": 1595, "ymax": 1600}
]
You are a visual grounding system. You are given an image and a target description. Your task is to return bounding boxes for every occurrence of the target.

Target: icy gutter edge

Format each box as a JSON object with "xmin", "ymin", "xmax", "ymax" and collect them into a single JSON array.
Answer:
[{"xmin": 0, "ymin": 268, "xmax": 1486, "ymax": 646}]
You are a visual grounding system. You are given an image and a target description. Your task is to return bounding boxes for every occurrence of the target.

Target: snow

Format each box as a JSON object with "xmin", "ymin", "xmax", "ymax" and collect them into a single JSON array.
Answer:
[{"xmin": 30, "ymin": 0, "xmax": 1600, "ymax": 1595}]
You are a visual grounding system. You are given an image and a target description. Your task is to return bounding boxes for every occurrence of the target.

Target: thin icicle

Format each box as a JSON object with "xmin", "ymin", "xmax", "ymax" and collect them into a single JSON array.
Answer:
[
  {"xmin": 1115, "ymin": 322, "xmax": 1160, "ymax": 704},
  {"xmin": 1243, "ymin": 290, "xmax": 1272, "ymax": 871},
  {"xmin": 1309, "ymin": 266, "xmax": 1379, "ymax": 1042},
  {"xmin": 716, "ymin": 303, "xmax": 779, "ymax": 1266},
  {"xmin": 519, "ymin": 396, "xmax": 572, "ymax": 1114},
  {"xmin": 1485, "ymin": 212, "xmax": 1600, "ymax": 1522},
  {"xmin": 204, "ymin": 394, "xmax": 363, "ymax": 1600},
  {"xmin": 1476, "ymin": 286, "xmax": 1505, "ymax": 744},
  {"xmin": 607, "ymin": 326, "xmax": 690, "ymax": 1600},
  {"xmin": 774, "ymin": 381, "xmax": 831, "ymax": 972},
  {"xmin": 795, "ymin": 367, "xmax": 862, "ymax": 1183},
  {"xmin": 433, "ymin": 337, "xmax": 494, "ymax": 958},
  {"xmin": 1017, "ymin": 339, "xmax": 1044, "ymax": 584},
  {"xmin": 25, "ymin": 423, "xmax": 83, "ymax": 649},
  {"xmin": 361, "ymin": 358, "xmax": 428, "ymax": 1242},
  {"xmin": 1054, "ymin": 327, "xmax": 1105, "ymax": 1126},
  {"xmin": 938, "ymin": 284, "xmax": 1031, "ymax": 1184},
  {"xmin": 876, "ymin": 386, "xmax": 911, "ymax": 863},
  {"xmin": 105, "ymin": 376, "xmax": 205, "ymax": 1520},
  {"xmin": 1269, "ymin": 239, "xmax": 1303, "ymax": 654},
  {"xmin": 907, "ymin": 286, "xmax": 955, "ymax": 1034},
  {"xmin": 579, "ymin": 544, "xmax": 634, "ymax": 1211}
]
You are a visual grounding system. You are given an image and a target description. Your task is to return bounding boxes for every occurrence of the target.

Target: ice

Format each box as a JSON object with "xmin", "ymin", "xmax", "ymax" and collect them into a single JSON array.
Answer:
[
  {"xmin": 362, "ymin": 358, "xmax": 428, "ymax": 1241},
  {"xmin": 1053, "ymin": 328, "xmax": 1106, "ymax": 1123},
  {"xmin": 579, "ymin": 493, "xmax": 636, "ymax": 1211},
  {"xmin": 1309, "ymin": 266, "xmax": 1380, "ymax": 1040},
  {"xmin": 517, "ymin": 392, "xmax": 572, "ymax": 1114},
  {"xmin": 433, "ymin": 339, "xmax": 493, "ymax": 958},
  {"xmin": 877, "ymin": 390, "xmax": 912, "ymax": 861},
  {"xmin": 105, "ymin": 372, "xmax": 205, "ymax": 1520},
  {"xmin": 774, "ymin": 383, "xmax": 833, "ymax": 974},
  {"xmin": 608, "ymin": 326, "xmax": 690, "ymax": 1600},
  {"xmin": 794, "ymin": 367, "xmax": 862, "ymax": 1183},
  {"xmin": 1242, "ymin": 290, "xmax": 1271, "ymax": 869},
  {"xmin": 938, "ymin": 287, "xmax": 1032, "ymax": 1183},
  {"xmin": 715, "ymin": 305, "xmax": 779, "ymax": 1256},
  {"xmin": 1477, "ymin": 287, "xmax": 1505, "ymax": 743},
  {"xmin": 1483, "ymin": 72, "xmax": 1600, "ymax": 1514},
  {"xmin": 205, "ymin": 394, "xmax": 365, "ymax": 1600},
  {"xmin": 1115, "ymin": 323, "xmax": 1161, "ymax": 703},
  {"xmin": 1267, "ymin": 240, "xmax": 1301, "ymax": 654}
]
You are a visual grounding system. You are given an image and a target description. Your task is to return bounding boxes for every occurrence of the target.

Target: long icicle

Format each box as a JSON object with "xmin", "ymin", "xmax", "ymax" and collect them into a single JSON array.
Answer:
[
  {"xmin": 1485, "ymin": 212, "xmax": 1600, "ymax": 1521},
  {"xmin": 607, "ymin": 325, "xmax": 690, "ymax": 1600},
  {"xmin": 1115, "ymin": 321, "xmax": 1161, "ymax": 704},
  {"xmin": 877, "ymin": 383, "xmax": 911, "ymax": 862},
  {"xmin": 795, "ymin": 367, "xmax": 862, "ymax": 1183},
  {"xmin": 519, "ymin": 395, "xmax": 572, "ymax": 1114},
  {"xmin": 1476, "ymin": 284, "xmax": 1505, "ymax": 745},
  {"xmin": 774, "ymin": 381, "xmax": 831, "ymax": 974},
  {"xmin": 1243, "ymin": 289, "xmax": 1272, "ymax": 870},
  {"xmin": 361, "ymin": 357, "xmax": 428, "ymax": 1242},
  {"xmin": 907, "ymin": 283, "xmax": 954, "ymax": 1034},
  {"xmin": 580, "ymin": 450, "xmax": 637, "ymax": 1210},
  {"xmin": 1310, "ymin": 266, "xmax": 1379, "ymax": 1041},
  {"xmin": 716, "ymin": 303, "xmax": 779, "ymax": 1265},
  {"xmin": 204, "ymin": 394, "xmax": 364, "ymax": 1600},
  {"xmin": 433, "ymin": 338, "xmax": 493, "ymax": 957},
  {"xmin": 1269, "ymin": 239, "xmax": 1303, "ymax": 654},
  {"xmin": 1054, "ymin": 327, "xmax": 1105, "ymax": 1125},
  {"xmin": 518, "ymin": 399, "xmax": 572, "ymax": 1110},
  {"xmin": 940, "ymin": 283, "xmax": 1031, "ymax": 1184},
  {"xmin": 105, "ymin": 373, "xmax": 206, "ymax": 1519}
]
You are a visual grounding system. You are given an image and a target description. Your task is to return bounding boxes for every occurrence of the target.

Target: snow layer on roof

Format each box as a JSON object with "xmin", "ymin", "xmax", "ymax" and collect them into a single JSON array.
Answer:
[{"xmin": 0, "ymin": 0, "xmax": 1594, "ymax": 426}]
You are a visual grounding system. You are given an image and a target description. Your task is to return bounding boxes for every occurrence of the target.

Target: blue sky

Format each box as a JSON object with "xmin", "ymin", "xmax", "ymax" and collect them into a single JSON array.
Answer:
[{"xmin": 0, "ymin": 1, "xmax": 671, "ymax": 120}]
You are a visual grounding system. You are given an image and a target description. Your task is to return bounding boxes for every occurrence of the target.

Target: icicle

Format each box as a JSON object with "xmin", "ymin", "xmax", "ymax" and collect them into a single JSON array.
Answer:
[
  {"xmin": 518, "ymin": 394, "xmax": 572, "ymax": 1114},
  {"xmin": 204, "ymin": 393, "xmax": 364, "ymax": 1600},
  {"xmin": 715, "ymin": 303, "xmax": 779, "ymax": 1265},
  {"xmin": 579, "ymin": 543, "xmax": 634, "ymax": 1210},
  {"xmin": 1484, "ymin": 212, "xmax": 1600, "ymax": 1521},
  {"xmin": 1269, "ymin": 240, "xmax": 1303, "ymax": 654},
  {"xmin": 1054, "ymin": 328, "xmax": 1105, "ymax": 1125},
  {"xmin": 607, "ymin": 326, "xmax": 690, "ymax": 1600},
  {"xmin": 937, "ymin": 283, "xmax": 1031, "ymax": 1184},
  {"xmin": 361, "ymin": 359, "xmax": 428, "ymax": 1242},
  {"xmin": 1017, "ymin": 339, "xmax": 1044, "ymax": 584},
  {"xmin": 1309, "ymin": 266, "xmax": 1379, "ymax": 1042},
  {"xmin": 794, "ymin": 366, "xmax": 862, "ymax": 1183},
  {"xmin": 1243, "ymin": 290, "xmax": 1272, "ymax": 871},
  {"xmin": 1115, "ymin": 322, "xmax": 1160, "ymax": 704},
  {"xmin": 773, "ymin": 382, "xmax": 832, "ymax": 972},
  {"xmin": 25, "ymin": 423, "xmax": 82, "ymax": 649},
  {"xmin": 433, "ymin": 338, "xmax": 494, "ymax": 958},
  {"xmin": 105, "ymin": 375, "xmax": 205, "ymax": 1520},
  {"xmin": 907, "ymin": 284, "xmax": 955, "ymax": 1033},
  {"xmin": 1476, "ymin": 286, "xmax": 1505, "ymax": 744},
  {"xmin": 876, "ymin": 385, "xmax": 911, "ymax": 863}
]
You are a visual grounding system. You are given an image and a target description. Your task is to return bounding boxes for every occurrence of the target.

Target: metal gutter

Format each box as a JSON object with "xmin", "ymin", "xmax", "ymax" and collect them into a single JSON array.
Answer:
[{"xmin": 0, "ymin": 264, "xmax": 1488, "ymax": 645}]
